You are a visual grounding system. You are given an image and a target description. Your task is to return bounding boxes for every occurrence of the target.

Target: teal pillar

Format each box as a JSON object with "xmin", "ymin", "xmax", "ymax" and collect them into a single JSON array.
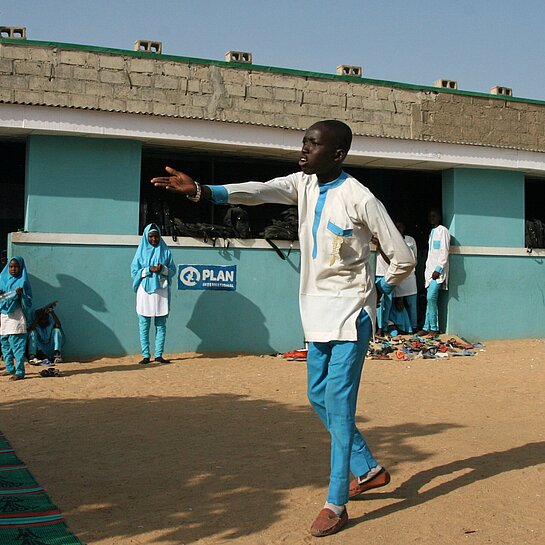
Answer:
[
  {"xmin": 25, "ymin": 135, "xmax": 142, "ymax": 234},
  {"xmin": 442, "ymin": 168, "xmax": 525, "ymax": 246},
  {"xmin": 441, "ymin": 168, "xmax": 530, "ymax": 339}
]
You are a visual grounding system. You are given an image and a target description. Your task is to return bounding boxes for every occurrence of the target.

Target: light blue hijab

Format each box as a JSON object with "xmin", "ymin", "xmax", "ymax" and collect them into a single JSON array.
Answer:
[
  {"xmin": 131, "ymin": 224, "xmax": 175, "ymax": 293},
  {"xmin": 0, "ymin": 256, "xmax": 33, "ymax": 315}
]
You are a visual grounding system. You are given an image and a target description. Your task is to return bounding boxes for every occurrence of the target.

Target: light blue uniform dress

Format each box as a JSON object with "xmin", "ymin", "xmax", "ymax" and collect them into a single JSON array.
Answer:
[
  {"xmin": 131, "ymin": 224, "xmax": 176, "ymax": 359},
  {"xmin": 28, "ymin": 312, "xmax": 65, "ymax": 359},
  {"xmin": 206, "ymin": 171, "xmax": 415, "ymax": 505},
  {"xmin": 0, "ymin": 256, "xmax": 32, "ymax": 378}
]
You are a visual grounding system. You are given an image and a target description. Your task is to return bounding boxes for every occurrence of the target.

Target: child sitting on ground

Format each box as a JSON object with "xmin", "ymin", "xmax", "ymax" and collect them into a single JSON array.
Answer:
[
  {"xmin": 28, "ymin": 301, "xmax": 64, "ymax": 364},
  {"xmin": 0, "ymin": 257, "xmax": 32, "ymax": 381},
  {"xmin": 387, "ymin": 297, "xmax": 413, "ymax": 336}
]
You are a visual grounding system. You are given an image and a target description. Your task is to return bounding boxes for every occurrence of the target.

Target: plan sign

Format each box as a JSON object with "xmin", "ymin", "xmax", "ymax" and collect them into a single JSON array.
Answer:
[{"xmin": 178, "ymin": 264, "xmax": 237, "ymax": 291}]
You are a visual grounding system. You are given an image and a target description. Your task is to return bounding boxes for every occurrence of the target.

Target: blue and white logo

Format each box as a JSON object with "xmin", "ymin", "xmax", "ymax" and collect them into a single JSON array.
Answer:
[{"xmin": 178, "ymin": 265, "xmax": 237, "ymax": 291}]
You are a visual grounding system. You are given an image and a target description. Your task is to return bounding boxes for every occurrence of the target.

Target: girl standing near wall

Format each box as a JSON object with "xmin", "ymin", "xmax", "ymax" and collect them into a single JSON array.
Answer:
[
  {"xmin": 131, "ymin": 224, "xmax": 176, "ymax": 364},
  {"xmin": 0, "ymin": 257, "xmax": 32, "ymax": 380}
]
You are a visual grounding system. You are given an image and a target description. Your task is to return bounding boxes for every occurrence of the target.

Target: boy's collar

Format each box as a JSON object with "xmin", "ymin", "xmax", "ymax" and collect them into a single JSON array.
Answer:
[{"xmin": 318, "ymin": 170, "xmax": 347, "ymax": 187}]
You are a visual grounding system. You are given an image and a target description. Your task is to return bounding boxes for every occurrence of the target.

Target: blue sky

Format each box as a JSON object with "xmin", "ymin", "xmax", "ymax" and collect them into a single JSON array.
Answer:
[{"xmin": 2, "ymin": 0, "xmax": 545, "ymax": 100}]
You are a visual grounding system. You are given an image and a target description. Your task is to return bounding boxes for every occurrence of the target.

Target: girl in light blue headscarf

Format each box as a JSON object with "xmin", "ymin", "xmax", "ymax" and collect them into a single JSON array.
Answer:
[
  {"xmin": 0, "ymin": 256, "xmax": 33, "ymax": 380},
  {"xmin": 131, "ymin": 224, "xmax": 176, "ymax": 364}
]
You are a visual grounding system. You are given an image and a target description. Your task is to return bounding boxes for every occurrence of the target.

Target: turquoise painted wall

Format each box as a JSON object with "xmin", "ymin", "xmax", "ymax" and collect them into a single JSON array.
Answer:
[
  {"xmin": 443, "ymin": 168, "xmax": 525, "ymax": 246},
  {"xmin": 438, "ymin": 168, "xmax": 535, "ymax": 339},
  {"xmin": 25, "ymin": 136, "xmax": 142, "ymax": 234},
  {"xmin": 9, "ymin": 239, "xmax": 303, "ymax": 358},
  {"xmin": 446, "ymin": 253, "xmax": 545, "ymax": 340}
]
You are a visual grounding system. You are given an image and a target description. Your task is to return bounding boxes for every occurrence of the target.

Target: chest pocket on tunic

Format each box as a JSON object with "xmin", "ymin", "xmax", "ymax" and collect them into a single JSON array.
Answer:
[
  {"xmin": 326, "ymin": 220, "xmax": 354, "ymax": 266},
  {"xmin": 433, "ymin": 240, "xmax": 441, "ymax": 250}
]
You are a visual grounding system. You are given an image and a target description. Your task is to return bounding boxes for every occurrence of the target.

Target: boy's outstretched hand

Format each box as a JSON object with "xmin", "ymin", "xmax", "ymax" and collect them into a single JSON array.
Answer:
[{"xmin": 151, "ymin": 166, "xmax": 196, "ymax": 195}]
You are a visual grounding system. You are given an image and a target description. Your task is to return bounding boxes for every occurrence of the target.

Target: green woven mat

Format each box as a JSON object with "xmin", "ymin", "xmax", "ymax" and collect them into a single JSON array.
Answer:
[
  {"xmin": 0, "ymin": 524, "xmax": 83, "ymax": 545},
  {"xmin": 0, "ymin": 468, "xmax": 42, "ymax": 494},
  {"xmin": 0, "ymin": 434, "xmax": 83, "ymax": 545},
  {"xmin": 0, "ymin": 452, "xmax": 25, "ymax": 469}
]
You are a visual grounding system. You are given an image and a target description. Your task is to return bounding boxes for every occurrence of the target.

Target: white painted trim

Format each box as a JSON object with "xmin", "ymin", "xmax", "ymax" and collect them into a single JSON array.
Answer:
[
  {"xmin": 2, "ymin": 104, "xmax": 545, "ymax": 173},
  {"xmin": 11, "ymin": 232, "xmax": 545, "ymax": 256},
  {"xmin": 10, "ymin": 231, "xmax": 300, "ymax": 250},
  {"xmin": 449, "ymin": 245, "xmax": 545, "ymax": 257}
]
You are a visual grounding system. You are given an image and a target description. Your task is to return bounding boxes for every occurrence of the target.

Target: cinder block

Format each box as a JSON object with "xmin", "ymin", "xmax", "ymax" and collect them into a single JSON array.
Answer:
[
  {"xmin": 13, "ymin": 89, "xmax": 45, "ymax": 106},
  {"xmin": 0, "ymin": 27, "xmax": 27, "ymax": 39},
  {"xmin": 225, "ymin": 51, "xmax": 252, "ymax": 64},
  {"xmin": 336, "ymin": 65, "xmax": 362, "ymax": 77},
  {"xmin": 161, "ymin": 62, "xmax": 190, "ymax": 78},
  {"xmin": 0, "ymin": 88, "xmax": 14, "ymax": 102},
  {"xmin": 153, "ymin": 75, "xmax": 178, "ymax": 90},
  {"xmin": 98, "ymin": 55, "xmax": 125, "ymax": 70},
  {"xmin": 134, "ymin": 40, "xmax": 162, "ymax": 54},
  {"xmin": 73, "ymin": 66, "xmax": 98, "ymax": 81},
  {"xmin": 490, "ymin": 85, "xmax": 513, "ymax": 97},
  {"xmin": 70, "ymin": 93, "xmax": 99, "ymax": 109},
  {"xmin": 0, "ymin": 58, "xmax": 12, "ymax": 73},
  {"xmin": 99, "ymin": 96, "xmax": 127, "ymax": 111},
  {"xmin": 59, "ymin": 50, "xmax": 90, "ymax": 66},
  {"xmin": 153, "ymin": 102, "xmax": 178, "ymax": 116},
  {"xmin": 99, "ymin": 69, "xmax": 127, "ymax": 85},
  {"xmin": 128, "ymin": 58, "xmax": 155, "ymax": 73},
  {"xmin": 434, "ymin": 79, "xmax": 458, "ymax": 90},
  {"xmin": 14, "ymin": 60, "xmax": 47, "ymax": 76}
]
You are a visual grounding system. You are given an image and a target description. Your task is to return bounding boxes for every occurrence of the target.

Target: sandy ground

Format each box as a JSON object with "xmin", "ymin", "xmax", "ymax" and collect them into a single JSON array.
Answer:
[{"xmin": 1, "ymin": 339, "xmax": 544, "ymax": 545}]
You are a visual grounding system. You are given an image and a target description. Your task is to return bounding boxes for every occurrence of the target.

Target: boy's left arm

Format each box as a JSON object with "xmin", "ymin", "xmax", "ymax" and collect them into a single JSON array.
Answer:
[
  {"xmin": 436, "ymin": 227, "xmax": 451, "ymax": 272},
  {"xmin": 50, "ymin": 310, "xmax": 62, "ymax": 328},
  {"xmin": 359, "ymin": 197, "xmax": 415, "ymax": 294}
]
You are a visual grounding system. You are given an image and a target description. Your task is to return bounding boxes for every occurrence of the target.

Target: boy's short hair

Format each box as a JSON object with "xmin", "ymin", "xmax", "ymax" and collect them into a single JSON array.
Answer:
[{"xmin": 314, "ymin": 120, "xmax": 353, "ymax": 152}]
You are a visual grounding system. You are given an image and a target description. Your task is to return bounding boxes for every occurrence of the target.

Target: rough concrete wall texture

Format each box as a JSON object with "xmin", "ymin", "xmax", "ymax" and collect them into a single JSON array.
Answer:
[{"xmin": 1, "ymin": 41, "xmax": 544, "ymax": 152}]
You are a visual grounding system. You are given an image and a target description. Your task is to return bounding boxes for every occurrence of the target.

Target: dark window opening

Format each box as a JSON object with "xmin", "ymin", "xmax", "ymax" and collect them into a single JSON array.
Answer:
[
  {"xmin": 140, "ymin": 149, "xmax": 297, "ymax": 238},
  {"xmin": 525, "ymin": 178, "xmax": 545, "ymax": 248},
  {"xmin": 140, "ymin": 147, "xmax": 442, "ymax": 252},
  {"xmin": 0, "ymin": 140, "xmax": 26, "ymax": 260}
]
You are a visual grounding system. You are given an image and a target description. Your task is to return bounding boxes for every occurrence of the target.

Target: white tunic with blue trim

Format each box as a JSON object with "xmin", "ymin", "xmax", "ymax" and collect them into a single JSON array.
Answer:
[
  {"xmin": 210, "ymin": 171, "xmax": 415, "ymax": 342},
  {"xmin": 424, "ymin": 225, "xmax": 450, "ymax": 289}
]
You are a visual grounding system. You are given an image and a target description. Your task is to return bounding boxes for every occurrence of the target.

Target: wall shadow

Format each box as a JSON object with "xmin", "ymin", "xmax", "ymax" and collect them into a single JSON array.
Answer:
[
  {"xmin": 187, "ymin": 290, "xmax": 275, "ymax": 354},
  {"xmin": 351, "ymin": 441, "xmax": 545, "ymax": 524},
  {"xmin": 1, "ymin": 395, "xmax": 461, "ymax": 544},
  {"xmin": 29, "ymin": 274, "xmax": 125, "ymax": 358}
]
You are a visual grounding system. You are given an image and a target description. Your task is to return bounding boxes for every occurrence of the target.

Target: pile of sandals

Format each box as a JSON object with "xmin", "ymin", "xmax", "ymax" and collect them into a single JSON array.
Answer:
[{"xmin": 368, "ymin": 335, "xmax": 483, "ymax": 361}]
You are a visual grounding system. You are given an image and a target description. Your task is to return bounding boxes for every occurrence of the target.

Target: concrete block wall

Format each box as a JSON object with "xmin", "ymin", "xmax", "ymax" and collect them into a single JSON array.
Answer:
[{"xmin": 1, "ymin": 40, "xmax": 545, "ymax": 152}]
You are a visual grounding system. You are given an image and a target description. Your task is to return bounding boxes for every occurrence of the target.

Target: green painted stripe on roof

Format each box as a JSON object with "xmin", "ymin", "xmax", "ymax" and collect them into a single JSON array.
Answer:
[{"xmin": 2, "ymin": 37, "xmax": 545, "ymax": 107}]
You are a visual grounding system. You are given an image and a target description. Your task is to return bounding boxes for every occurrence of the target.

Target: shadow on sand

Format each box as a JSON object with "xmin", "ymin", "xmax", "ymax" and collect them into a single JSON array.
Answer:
[
  {"xmin": 350, "ymin": 441, "xmax": 545, "ymax": 526},
  {"xmin": 0, "ymin": 394, "xmax": 473, "ymax": 544}
]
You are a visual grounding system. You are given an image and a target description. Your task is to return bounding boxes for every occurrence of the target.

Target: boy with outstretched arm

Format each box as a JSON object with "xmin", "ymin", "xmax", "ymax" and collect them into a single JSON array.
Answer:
[{"xmin": 151, "ymin": 120, "xmax": 415, "ymax": 537}]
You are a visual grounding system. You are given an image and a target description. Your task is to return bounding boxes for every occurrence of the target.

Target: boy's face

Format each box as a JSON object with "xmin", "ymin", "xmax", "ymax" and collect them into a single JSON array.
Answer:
[
  {"xmin": 428, "ymin": 210, "xmax": 441, "ymax": 226},
  {"xmin": 299, "ymin": 125, "xmax": 344, "ymax": 178},
  {"xmin": 148, "ymin": 231, "xmax": 160, "ymax": 247},
  {"xmin": 8, "ymin": 259, "xmax": 21, "ymax": 277},
  {"xmin": 37, "ymin": 312, "xmax": 50, "ymax": 328}
]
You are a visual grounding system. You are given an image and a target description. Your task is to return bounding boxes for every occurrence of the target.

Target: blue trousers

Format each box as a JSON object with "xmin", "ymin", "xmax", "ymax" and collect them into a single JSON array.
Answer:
[
  {"xmin": 138, "ymin": 314, "xmax": 167, "ymax": 358},
  {"xmin": 375, "ymin": 277, "xmax": 393, "ymax": 331},
  {"xmin": 405, "ymin": 293, "xmax": 418, "ymax": 331},
  {"xmin": 307, "ymin": 311, "xmax": 378, "ymax": 505},
  {"xmin": 28, "ymin": 328, "xmax": 64, "ymax": 359},
  {"xmin": 423, "ymin": 280, "xmax": 441, "ymax": 332},
  {"xmin": 1, "ymin": 333, "xmax": 27, "ymax": 377}
]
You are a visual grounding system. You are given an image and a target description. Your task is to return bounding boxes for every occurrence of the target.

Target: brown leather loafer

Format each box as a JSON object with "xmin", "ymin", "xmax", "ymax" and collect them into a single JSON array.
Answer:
[
  {"xmin": 349, "ymin": 467, "xmax": 391, "ymax": 499},
  {"xmin": 310, "ymin": 507, "xmax": 348, "ymax": 537}
]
